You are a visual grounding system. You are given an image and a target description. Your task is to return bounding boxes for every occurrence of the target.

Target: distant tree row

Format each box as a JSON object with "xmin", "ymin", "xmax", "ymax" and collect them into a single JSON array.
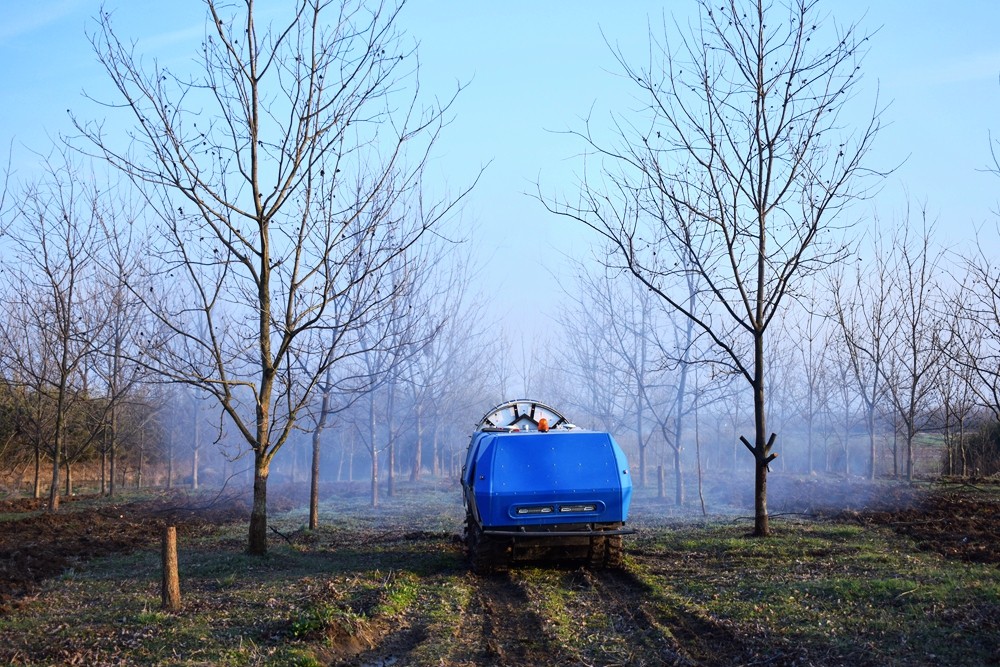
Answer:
[
  {"xmin": 537, "ymin": 211, "xmax": 1000, "ymax": 509},
  {"xmin": 0, "ymin": 379, "xmax": 162, "ymax": 497}
]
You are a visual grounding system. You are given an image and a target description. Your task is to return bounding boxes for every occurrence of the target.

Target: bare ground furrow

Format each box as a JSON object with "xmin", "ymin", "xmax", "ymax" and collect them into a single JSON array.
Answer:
[
  {"xmin": 473, "ymin": 572, "xmax": 577, "ymax": 666},
  {"xmin": 596, "ymin": 566, "xmax": 751, "ymax": 667}
]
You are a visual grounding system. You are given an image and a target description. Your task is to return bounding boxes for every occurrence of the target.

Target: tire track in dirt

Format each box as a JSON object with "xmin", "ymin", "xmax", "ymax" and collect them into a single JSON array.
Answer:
[
  {"xmin": 324, "ymin": 622, "xmax": 429, "ymax": 667},
  {"xmin": 594, "ymin": 566, "xmax": 750, "ymax": 667},
  {"xmin": 466, "ymin": 571, "xmax": 577, "ymax": 667},
  {"xmin": 568, "ymin": 567, "xmax": 692, "ymax": 666}
]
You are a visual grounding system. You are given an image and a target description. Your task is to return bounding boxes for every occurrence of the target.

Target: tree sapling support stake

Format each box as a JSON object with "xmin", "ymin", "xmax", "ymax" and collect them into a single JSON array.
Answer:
[{"xmin": 161, "ymin": 525, "xmax": 181, "ymax": 612}]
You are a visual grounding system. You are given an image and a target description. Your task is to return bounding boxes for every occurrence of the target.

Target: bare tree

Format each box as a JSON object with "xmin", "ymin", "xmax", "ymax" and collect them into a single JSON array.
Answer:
[
  {"xmin": 827, "ymin": 330, "xmax": 861, "ymax": 475},
  {"xmin": 882, "ymin": 211, "xmax": 945, "ymax": 481},
  {"xmin": 542, "ymin": 0, "xmax": 881, "ymax": 535},
  {"xmin": 552, "ymin": 268, "xmax": 632, "ymax": 435},
  {"xmin": 936, "ymin": 293, "xmax": 979, "ymax": 477},
  {"xmin": 784, "ymin": 298, "xmax": 832, "ymax": 474},
  {"xmin": 92, "ymin": 201, "xmax": 151, "ymax": 496},
  {"xmin": 75, "ymin": 1, "xmax": 473, "ymax": 552},
  {"xmin": 566, "ymin": 262, "xmax": 656, "ymax": 486},
  {"xmin": 299, "ymin": 242, "xmax": 406, "ymax": 526},
  {"xmin": 953, "ymin": 227, "xmax": 1000, "ymax": 423},
  {"xmin": 306, "ymin": 365, "xmax": 338, "ymax": 529},
  {"xmin": 397, "ymin": 251, "xmax": 481, "ymax": 482},
  {"xmin": 353, "ymin": 252, "xmax": 434, "ymax": 507},
  {"xmin": 488, "ymin": 326, "xmax": 517, "ymax": 406},
  {"xmin": 0, "ymin": 382, "xmax": 29, "ymax": 491},
  {"xmin": 411, "ymin": 274, "xmax": 494, "ymax": 478},
  {"xmin": 644, "ymin": 277, "xmax": 717, "ymax": 505},
  {"xmin": 830, "ymin": 232, "xmax": 893, "ymax": 480},
  {"xmin": 0, "ymin": 152, "xmax": 106, "ymax": 510}
]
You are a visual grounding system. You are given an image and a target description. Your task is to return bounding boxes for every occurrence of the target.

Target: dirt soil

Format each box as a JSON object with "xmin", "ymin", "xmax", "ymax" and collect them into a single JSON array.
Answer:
[
  {"xmin": 3, "ymin": 481, "xmax": 1000, "ymax": 607},
  {"xmin": 762, "ymin": 476, "xmax": 1000, "ymax": 566},
  {"xmin": 837, "ymin": 482, "xmax": 1000, "ymax": 565},
  {"xmin": 1, "ymin": 479, "xmax": 998, "ymax": 665},
  {"xmin": 0, "ymin": 491, "xmax": 251, "ymax": 613}
]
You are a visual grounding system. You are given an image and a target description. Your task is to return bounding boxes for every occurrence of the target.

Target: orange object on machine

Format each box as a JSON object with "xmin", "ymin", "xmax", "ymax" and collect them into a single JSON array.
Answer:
[{"xmin": 538, "ymin": 418, "xmax": 549, "ymax": 432}]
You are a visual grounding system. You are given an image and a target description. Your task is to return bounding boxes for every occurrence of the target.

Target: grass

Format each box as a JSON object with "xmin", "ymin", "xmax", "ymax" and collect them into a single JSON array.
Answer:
[
  {"xmin": 1, "ymin": 482, "xmax": 999, "ymax": 665},
  {"xmin": 631, "ymin": 518, "xmax": 1000, "ymax": 665}
]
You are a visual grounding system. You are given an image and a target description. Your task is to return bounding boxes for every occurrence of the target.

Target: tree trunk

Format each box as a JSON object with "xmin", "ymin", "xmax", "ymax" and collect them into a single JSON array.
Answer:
[
  {"xmin": 386, "ymin": 386, "xmax": 396, "ymax": 499},
  {"xmin": 751, "ymin": 331, "xmax": 771, "ymax": 537},
  {"xmin": 161, "ymin": 526, "xmax": 181, "ymax": 612},
  {"xmin": 166, "ymin": 430, "xmax": 174, "ymax": 490},
  {"xmin": 867, "ymin": 404, "xmax": 876, "ymax": 481},
  {"xmin": 33, "ymin": 446, "xmax": 41, "ymax": 500},
  {"xmin": 636, "ymin": 406, "xmax": 646, "ymax": 490},
  {"xmin": 410, "ymin": 409, "xmax": 422, "ymax": 482},
  {"xmin": 370, "ymin": 449, "xmax": 379, "ymax": 507},
  {"xmin": 892, "ymin": 424, "xmax": 899, "ymax": 479},
  {"xmin": 946, "ymin": 433, "xmax": 954, "ymax": 476},
  {"xmin": 694, "ymin": 389, "xmax": 707, "ymax": 517},
  {"xmin": 337, "ymin": 436, "xmax": 346, "ymax": 482},
  {"xmin": 310, "ymin": 380, "xmax": 334, "ymax": 529},
  {"xmin": 101, "ymin": 443, "xmax": 108, "ymax": 496},
  {"xmin": 906, "ymin": 428, "xmax": 915, "ymax": 482},
  {"xmin": 109, "ymin": 438, "xmax": 117, "ymax": 497},
  {"xmin": 843, "ymin": 401, "xmax": 851, "ymax": 477},
  {"xmin": 309, "ymin": 390, "xmax": 331, "ymax": 531},
  {"xmin": 248, "ymin": 453, "xmax": 270, "ymax": 555},
  {"xmin": 48, "ymin": 430, "xmax": 62, "ymax": 512},
  {"xmin": 674, "ymin": 448, "xmax": 684, "ymax": 506},
  {"xmin": 137, "ymin": 431, "xmax": 145, "ymax": 489},
  {"xmin": 432, "ymin": 423, "xmax": 441, "ymax": 477},
  {"xmin": 108, "ymin": 404, "xmax": 118, "ymax": 497},
  {"xmin": 348, "ymin": 435, "xmax": 355, "ymax": 483},
  {"xmin": 960, "ymin": 420, "xmax": 968, "ymax": 477},
  {"xmin": 387, "ymin": 439, "xmax": 395, "ymax": 498},
  {"xmin": 754, "ymin": 452, "xmax": 769, "ymax": 536},
  {"xmin": 369, "ymin": 396, "xmax": 379, "ymax": 508},
  {"xmin": 672, "ymin": 329, "xmax": 691, "ymax": 505},
  {"xmin": 192, "ymin": 407, "xmax": 200, "ymax": 490},
  {"xmin": 805, "ymin": 379, "xmax": 814, "ymax": 475},
  {"xmin": 310, "ymin": 428, "xmax": 322, "ymax": 529}
]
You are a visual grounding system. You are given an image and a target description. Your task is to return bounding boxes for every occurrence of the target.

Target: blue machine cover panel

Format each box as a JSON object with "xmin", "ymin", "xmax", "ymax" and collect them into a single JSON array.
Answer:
[{"xmin": 465, "ymin": 430, "xmax": 632, "ymax": 528}]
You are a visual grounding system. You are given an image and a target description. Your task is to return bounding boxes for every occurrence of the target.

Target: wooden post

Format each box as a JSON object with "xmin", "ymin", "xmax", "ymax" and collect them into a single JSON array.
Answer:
[{"xmin": 161, "ymin": 525, "xmax": 181, "ymax": 611}]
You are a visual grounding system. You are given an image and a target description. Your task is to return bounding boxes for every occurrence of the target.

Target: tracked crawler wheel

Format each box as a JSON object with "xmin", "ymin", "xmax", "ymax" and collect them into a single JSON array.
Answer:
[
  {"xmin": 466, "ymin": 511, "xmax": 626, "ymax": 572},
  {"xmin": 465, "ymin": 515, "xmax": 511, "ymax": 574},
  {"xmin": 604, "ymin": 534, "xmax": 624, "ymax": 568},
  {"xmin": 587, "ymin": 534, "xmax": 606, "ymax": 569},
  {"xmin": 588, "ymin": 531, "xmax": 624, "ymax": 569}
]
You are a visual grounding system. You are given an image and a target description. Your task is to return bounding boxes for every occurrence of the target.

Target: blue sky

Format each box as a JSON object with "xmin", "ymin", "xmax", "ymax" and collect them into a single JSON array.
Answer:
[{"xmin": 2, "ymin": 1, "xmax": 999, "ymax": 333}]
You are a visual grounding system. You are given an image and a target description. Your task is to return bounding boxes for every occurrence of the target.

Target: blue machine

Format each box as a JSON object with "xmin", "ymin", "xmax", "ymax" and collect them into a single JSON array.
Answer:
[{"xmin": 461, "ymin": 400, "xmax": 633, "ymax": 571}]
